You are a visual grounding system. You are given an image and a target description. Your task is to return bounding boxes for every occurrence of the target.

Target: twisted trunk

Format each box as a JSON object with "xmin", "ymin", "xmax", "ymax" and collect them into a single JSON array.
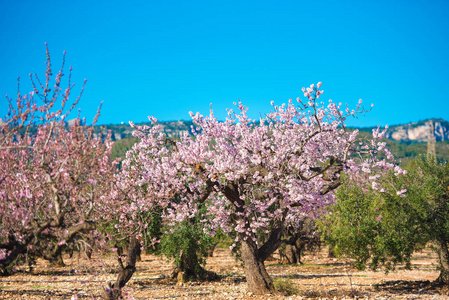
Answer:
[
  {"xmin": 240, "ymin": 238, "xmax": 274, "ymax": 294},
  {"xmin": 170, "ymin": 251, "xmax": 218, "ymax": 282},
  {"xmin": 436, "ymin": 240, "xmax": 449, "ymax": 284},
  {"xmin": 103, "ymin": 237, "xmax": 140, "ymax": 299},
  {"xmin": 282, "ymin": 243, "xmax": 300, "ymax": 264},
  {"xmin": 0, "ymin": 241, "xmax": 26, "ymax": 276},
  {"xmin": 238, "ymin": 225, "xmax": 283, "ymax": 294},
  {"xmin": 0, "ymin": 218, "xmax": 95, "ymax": 275},
  {"xmin": 221, "ymin": 182, "xmax": 284, "ymax": 294}
]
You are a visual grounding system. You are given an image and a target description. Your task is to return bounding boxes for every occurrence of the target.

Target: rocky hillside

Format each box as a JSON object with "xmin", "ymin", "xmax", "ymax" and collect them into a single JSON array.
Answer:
[
  {"xmin": 358, "ymin": 118, "xmax": 449, "ymax": 142},
  {"xmin": 94, "ymin": 120, "xmax": 195, "ymax": 140}
]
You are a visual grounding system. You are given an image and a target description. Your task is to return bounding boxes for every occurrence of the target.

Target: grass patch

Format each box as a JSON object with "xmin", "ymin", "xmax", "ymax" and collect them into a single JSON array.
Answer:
[
  {"xmin": 274, "ymin": 278, "xmax": 299, "ymax": 296},
  {"xmin": 31, "ymin": 285, "xmax": 52, "ymax": 290}
]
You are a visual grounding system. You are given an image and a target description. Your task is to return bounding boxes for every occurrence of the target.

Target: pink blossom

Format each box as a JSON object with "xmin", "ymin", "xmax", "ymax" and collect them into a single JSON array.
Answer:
[
  {"xmin": 1, "ymin": 45, "xmax": 118, "ymax": 276},
  {"xmin": 396, "ymin": 189, "xmax": 407, "ymax": 196}
]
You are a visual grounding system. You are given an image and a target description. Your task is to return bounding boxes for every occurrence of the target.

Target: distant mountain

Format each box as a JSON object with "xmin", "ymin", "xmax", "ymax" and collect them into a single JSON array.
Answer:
[
  {"xmin": 94, "ymin": 120, "xmax": 195, "ymax": 141},
  {"xmin": 357, "ymin": 118, "xmax": 449, "ymax": 142}
]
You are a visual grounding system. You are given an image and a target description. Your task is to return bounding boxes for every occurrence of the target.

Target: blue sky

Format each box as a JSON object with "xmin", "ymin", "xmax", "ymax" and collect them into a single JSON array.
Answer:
[{"xmin": 1, "ymin": 0, "xmax": 448, "ymax": 127}]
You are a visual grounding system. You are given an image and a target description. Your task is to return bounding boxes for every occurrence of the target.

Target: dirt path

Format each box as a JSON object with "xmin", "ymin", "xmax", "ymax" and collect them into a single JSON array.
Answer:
[{"xmin": 0, "ymin": 247, "xmax": 447, "ymax": 299}]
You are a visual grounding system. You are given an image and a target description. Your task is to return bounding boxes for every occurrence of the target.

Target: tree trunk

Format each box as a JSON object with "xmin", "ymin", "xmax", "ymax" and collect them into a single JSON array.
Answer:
[
  {"xmin": 436, "ymin": 241, "xmax": 449, "ymax": 284},
  {"xmin": 283, "ymin": 244, "xmax": 298, "ymax": 264},
  {"xmin": 0, "ymin": 242, "xmax": 28, "ymax": 276},
  {"xmin": 207, "ymin": 242, "xmax": 218, "ymax": 257},
  {"xmin": 102, "ymin": 237, "xmax": 140, "ymax": 299},
  {"xmin": 240, "ymin": 239, "xmax": 275, "ymax": 294},
  {"xmin": 180, "ymin": 251, "xmax": 200, "ymax": 276},
  {"xmin": 328, "ymin": 243, "xmax": 336, "ymax": 258},
  {"xmin": 49, "ymin": 252, "xmax": 65, "ymax": 267},
  {"xmin": 294, "ymin": 238, "xmax": 306, "ymax": 264},
  {"xmin": 170, "ymin": 251, "xmax": 218, "ymax": 282},
  {"xmin": 279, "ymin": 230, "xmax": 306, "ymax": 265}
]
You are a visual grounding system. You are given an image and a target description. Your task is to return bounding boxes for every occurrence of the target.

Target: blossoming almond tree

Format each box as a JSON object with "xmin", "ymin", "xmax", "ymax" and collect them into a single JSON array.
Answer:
[
  {"xmin": 0, "ymin": 45, "xmax": 118, "ymax": 275},
  {"xmin": 117, "ymin": 83, "xmax": 400, "ymax": 294}
]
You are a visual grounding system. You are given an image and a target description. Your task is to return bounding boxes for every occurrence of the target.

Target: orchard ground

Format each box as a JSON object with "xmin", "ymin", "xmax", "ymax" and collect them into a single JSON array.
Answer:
[{"xmin": 0, "ymin": 246, "xmax": 447, "ymax": 299}]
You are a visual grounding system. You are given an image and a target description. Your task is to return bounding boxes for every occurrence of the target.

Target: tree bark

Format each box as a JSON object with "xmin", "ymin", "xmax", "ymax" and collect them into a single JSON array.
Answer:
[
  {"xmin": 283, "ymin": 244, "xmax": 299, "ymax": 264},
  {"xmin": 240, "ymin": 238, "xmax": 275, "ymax": 294},
  {"xmin": 221, "ymin": 183, "xmax": 280, "ymax": 294},
  {"xmin": 103, "ymin": 237, "xmax": 140, "ymax": 299},
  {"xmin": 177, "ymin": 251, "xmax": 203, "ymax": 280},
  {"xmin": 207, "ymin": 242, "xmax": 218, "ymax": 257},
  {"xmin": 279, "ymin": 228, "xmax": 304, "ymax": 265},
  {"xmin": 436, "ymin": 240, "xmax": 449, "ymax": 284},
  {"xmin": 327, "ymin": 242, "xmax": 336, "ymax": 258},
  {"xmin": 0, "ymin": 241, "xmax": 26, "ymax": 276},
  {"xmin": 170, "ymin": 251, "xmax": 218, "ymax": 282},
  {"xmin": 49, "ymin": 252, "xmax": 65, "ymax": 267}
]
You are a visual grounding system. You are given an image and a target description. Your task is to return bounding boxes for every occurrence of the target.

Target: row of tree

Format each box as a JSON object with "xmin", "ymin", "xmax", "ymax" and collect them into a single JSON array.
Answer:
[{"xmin": 1, "ymin": 46, "xmax": 446, "ymax": 298}]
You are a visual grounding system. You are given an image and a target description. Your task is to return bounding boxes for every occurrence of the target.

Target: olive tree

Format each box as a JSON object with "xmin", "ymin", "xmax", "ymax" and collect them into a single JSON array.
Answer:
[{"xmin": 321, "ymin": 155, "xmax": 449, "ymax": 284}]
